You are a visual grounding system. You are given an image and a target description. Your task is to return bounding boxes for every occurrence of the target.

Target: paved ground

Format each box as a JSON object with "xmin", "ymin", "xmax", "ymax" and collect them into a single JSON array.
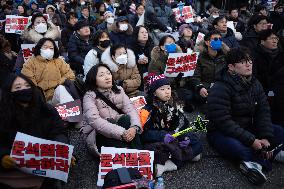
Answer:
[{"xmin": 64, "ymin": 111, "xmax": 284, "ymax": 189}]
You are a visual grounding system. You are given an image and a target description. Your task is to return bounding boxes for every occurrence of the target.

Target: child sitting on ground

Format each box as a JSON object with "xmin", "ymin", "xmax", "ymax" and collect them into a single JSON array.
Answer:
[{"xmin": 140, "ymin": 74, "xmax": 202, "ymax": 177}]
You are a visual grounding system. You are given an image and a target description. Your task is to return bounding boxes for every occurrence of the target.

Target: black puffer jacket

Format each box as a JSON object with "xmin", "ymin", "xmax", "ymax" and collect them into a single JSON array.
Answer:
[
  {"xmin": 207, "ymin": 69, "xmax": 274, "ymax": 146},
  {"xmin": 61, "ymin": 23, "xmax": 75, "ymax": 52},
  {"xmin": 240, "ymin": 29, "xmax": 259, "ymax": 51}
]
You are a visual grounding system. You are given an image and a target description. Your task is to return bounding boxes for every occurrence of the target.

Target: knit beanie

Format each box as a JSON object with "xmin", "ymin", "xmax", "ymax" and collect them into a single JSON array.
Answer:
[
  {"xmin": 178, "ymin": 24, "xmax": 192, "ymax": 37},
  {"xmin": 146, "ymin": 74, "xmax": 170, "ymax": 95}
]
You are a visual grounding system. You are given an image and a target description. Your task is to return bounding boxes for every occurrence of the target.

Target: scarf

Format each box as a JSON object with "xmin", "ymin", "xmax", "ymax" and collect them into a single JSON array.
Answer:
[{"xmin": 260, "ymin": 44, "xmax": 279, "ymax": 60}]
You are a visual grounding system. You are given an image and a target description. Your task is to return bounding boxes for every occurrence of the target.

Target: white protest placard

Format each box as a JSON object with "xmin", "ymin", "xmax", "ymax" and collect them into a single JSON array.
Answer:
[
  {"xmin": 227, "ymin": 21, "xmax": 236, "ymax": 32},
  {"xmin": 130, "ymin": 96, "xmax": 147, "ymax": 110},
  {"xmin": 10, "ymin": 132, "xmax": 74, "ymax": 183},
  {"xmin": 21, "ymin": 41, "xmax": 59, "ymax": 62},
  {"xmin": 172, "ymin": 6, "xmax": 194, "ymax": 23},
  {"xmin": 164, "ymin": 52, "xmax": 198, "ymax": 77},
  {"xmin": 5, "ymin": 15, "xmax": 29, "ymax": 34},
  {"xmin": 97, "ymin": 147, "xmax": 154, "ymax": 186},
  {"xmin": 195, "ymin": 32, "xmax": 205, "ymax": 45}
]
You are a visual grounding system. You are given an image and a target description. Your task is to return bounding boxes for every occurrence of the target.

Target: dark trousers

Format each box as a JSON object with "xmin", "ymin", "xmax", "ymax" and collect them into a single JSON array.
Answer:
[
  {"xmin": 96, "ymin": 115, "xmax": 142, "ymax": 150},
  {"xmin": 207, "ymin": 124, "xmax": 284, "ymax": 171}
]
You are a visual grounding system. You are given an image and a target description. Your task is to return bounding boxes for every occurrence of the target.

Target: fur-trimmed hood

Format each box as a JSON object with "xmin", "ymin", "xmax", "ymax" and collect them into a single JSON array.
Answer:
[
  {"xmin": 21, "ymin": 22, "xmax": 61, "ymax": 43},
  {"xmin": 101, "ymin": 47, "xmax": 136, "ymax": 72},
  {"xmin": 110, "ymin": 21, "xmax": 133, "ymax": 35}
]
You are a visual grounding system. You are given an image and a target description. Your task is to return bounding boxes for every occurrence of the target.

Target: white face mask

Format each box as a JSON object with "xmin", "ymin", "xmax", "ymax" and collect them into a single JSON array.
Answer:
[
  {"xmin": 115, "ymin": 54, "xmax": 128, "ymax": 65},
  {"xmin": 212, "ymin": 15, "xmax": 219, "ymax": 18},
  {"xmin": 35, "ymin": 23, "xmax": 47, "ymax": 33},
  {"xmin": 119, "ymin": 23, "xmax": 128, "ymax": 31},
  {"xmin": 40, "ymin": 48, "xmax": 54, "ymax": 60},
  {"xmin": 80, "ymin": 1, "xmax": 85, "ymax": 5},
  {"xmin": 106, "ymin": 17, "xmax": 114, "ymax": 24}
]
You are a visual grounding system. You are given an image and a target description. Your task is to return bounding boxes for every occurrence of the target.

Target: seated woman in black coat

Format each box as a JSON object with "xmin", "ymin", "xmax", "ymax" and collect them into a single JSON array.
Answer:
[{"xmin": 0, "ymin": 74, "xmax": 69, "ymax": 189}]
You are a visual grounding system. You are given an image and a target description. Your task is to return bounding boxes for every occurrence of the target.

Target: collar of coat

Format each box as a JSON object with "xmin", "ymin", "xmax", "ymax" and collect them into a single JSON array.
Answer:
[
  {"xmin": 21, "ymin": 22, "xmax": 60, "ymax": 43},
  {"xmin": 101, "ymin": 47, "xmax": 136, "ymax": 72}
]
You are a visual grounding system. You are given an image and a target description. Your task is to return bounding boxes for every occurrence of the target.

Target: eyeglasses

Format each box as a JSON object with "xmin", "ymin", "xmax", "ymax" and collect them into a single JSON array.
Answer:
[{"xmin": 267, "ymin": 37, "xmax": 279, "ymax": 41}]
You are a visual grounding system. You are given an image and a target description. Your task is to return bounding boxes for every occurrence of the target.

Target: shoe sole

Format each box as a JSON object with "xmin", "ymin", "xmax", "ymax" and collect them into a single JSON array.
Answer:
[{"xmin": 240, "ymin": 163, "xmax": 267, "ymax": 185}]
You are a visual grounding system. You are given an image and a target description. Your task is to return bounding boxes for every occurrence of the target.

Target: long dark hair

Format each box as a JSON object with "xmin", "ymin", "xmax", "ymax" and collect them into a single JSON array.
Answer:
[
  {"xmin": 132, "ymin": 25, "xmax": 154, "ymax": 47},
  {"xmin": 84, "ymin": 64, "xmax": 121, "ymax": 94},
  {"xmin": 0, "ymin": 74, "xmax": 46, "ymax": 131},
  {"xmin": 34, "ymin": 38, "xmax": 60, "ymax": 59}
]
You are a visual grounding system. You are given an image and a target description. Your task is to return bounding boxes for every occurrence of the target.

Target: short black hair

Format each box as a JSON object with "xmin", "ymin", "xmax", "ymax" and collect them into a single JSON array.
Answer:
[
  {"xmin": 225, "ymin": 47, "xmax": 251, "ymax": 65},
  {"xmin": 247, "ymin": 14, "xmax": 267, "ymax": 27},
  {"xmin": 212, "ymin": 15, "xmax": 227, "ymax": 26},
  {"xmin": 110, "ymin": 44, "xmax": 126, "ymax": 57},
  {"xmin": 135, "ymin": 3, "xmax": 144, "ymax": 10},
  {"xmin": 259, "ymin": 29, "xmax": 277, "ymax": 41},
  {"xmin": 93, "ymin": 30, "xmax": 110, "ymax": 47},
  {"xmin": 66, "ymin": 12, "xmax": 78, "ymax": 21},
  {"xmin": 30, "ymin": 12, "xmax": 47, "ymax": 27},
  {"xmin": 81, "ymin": 5, "xmax": 89, "ymax": 11},
  {"xmin": 229, "ymin": 7, "xmax": 238, "ymax": 14},
  {"xmin": 204, "ymin": 30, "xmax": 221, "ymax": 41},
  {"xmin": 34, "ymin": 38, "xmax": 60, "ymax": 59},
  {"xmin": 159, "ymin": 35, "xmax": 175, "ymax": 46},
  {"xmin": 255, "ymin": 4, "xmax": 266, "ymax": 13},
  {"xmin": 84, "ymin": 64, "xmax": 121, "ymax": 93}
]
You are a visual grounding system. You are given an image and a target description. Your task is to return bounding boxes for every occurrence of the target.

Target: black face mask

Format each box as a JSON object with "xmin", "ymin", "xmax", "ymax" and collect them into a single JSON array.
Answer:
[
  {"xmin": 12, "ymin": 88, "xmax": 33, "ymax": 104},
  {"xmin": 100, "ymin": 40, "xmax": 111, "ymax": 48}
]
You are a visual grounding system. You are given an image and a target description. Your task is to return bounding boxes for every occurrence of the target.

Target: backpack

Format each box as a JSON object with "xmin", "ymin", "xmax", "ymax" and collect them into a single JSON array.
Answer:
[{"xmin": 102, "ymin": 167, "xmax": 142, "ymax": 189}]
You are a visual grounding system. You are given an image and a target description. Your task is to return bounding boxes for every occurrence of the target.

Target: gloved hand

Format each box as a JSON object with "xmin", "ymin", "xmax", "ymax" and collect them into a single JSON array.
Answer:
[
  {"xmin": 234, "ymin": 32, "xmax": 242, "ymax": 41},
  {"xmin": 179, "ymin": 139, "xmax": 190, "ymax": 148},
  {"xmin": 115, "ymin": 80, "xmax": 124, "ymax": 87},
  {"xmin": 1, "ymin": 155, "xmax": 16, "ymax": 169},
  {"xmin": 164, "ymin": 134, "xmax": 175, "ymax": 144}
]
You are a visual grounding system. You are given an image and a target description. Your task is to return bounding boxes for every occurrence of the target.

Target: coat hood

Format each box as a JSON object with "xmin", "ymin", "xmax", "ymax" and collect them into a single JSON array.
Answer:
[
  {"xmin": 101, "ymin": 47, "xmax": 136, "ymax": 72},
  {"xmin": 21, "ymin": 22, "xmax": 61, "ymax": 43}
]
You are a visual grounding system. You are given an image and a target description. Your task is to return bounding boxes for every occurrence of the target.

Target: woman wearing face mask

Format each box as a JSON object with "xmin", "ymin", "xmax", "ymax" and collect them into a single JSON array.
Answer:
[
  {"xmin": 96, "ymin": 11, "xmax": 114, "ymax": 32},
  {"xmin": 0, "ymin": 74, "xmax": 69, "ymax": 189},
  {"xmin": 15, "ymin": 13, "xmax": 61, "ymax": 73},
  {"xmin": 21, "ymin": 38, "xmax": 75, "ymax": 105},
  {"xmin": 94, "ymin": 2, "xmax": 106, "ymax": 25},
  {"xmin": 148, "ymin": 35, "xmax": 182, "ymax": 75},
  {"xmin": 84, "ymin": 30, "xmax": 111, "ymax": 81},
  {"xmin": 101, "ymin": 44, "xmax": 141, "ymax": 97},
  {"xmin": 80, "ymin": 64, "xmax": 142, "ymax": 156},
  {"xmin": 109, "ymin": 16, "xmax": 134, "ymax": 48}
]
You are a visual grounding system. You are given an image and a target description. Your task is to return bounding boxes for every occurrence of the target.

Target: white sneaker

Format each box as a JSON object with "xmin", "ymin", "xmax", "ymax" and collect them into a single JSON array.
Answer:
[
  {"xmin": 275, "ymin": 150, "xmax": 284, "ymax": 163},
  {"xmin": 239, "ymin": 161, "xmax": 267, "ymax": 185},
  {"xmin": 191, "ymin": 154, "xmax": 202, "ymax": 162},
  {"xmin": 155, "ymin": 164, "xmax": 165, "ymax": 177},
  {"xmin": 164, "ymin": 160, "xmax": 178, "ymax": 172}
]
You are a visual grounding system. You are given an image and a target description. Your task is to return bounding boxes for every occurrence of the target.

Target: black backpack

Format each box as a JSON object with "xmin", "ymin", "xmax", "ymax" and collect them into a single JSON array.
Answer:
[{"xmin": 102, "ymin": 167, "xmax": 142, "ymax": 189}]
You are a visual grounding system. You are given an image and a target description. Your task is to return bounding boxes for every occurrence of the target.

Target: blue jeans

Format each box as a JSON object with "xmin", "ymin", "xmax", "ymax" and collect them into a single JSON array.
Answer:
[{"xmin": 207, "ymin": 124, "xmax": 284, "ymax": 171}]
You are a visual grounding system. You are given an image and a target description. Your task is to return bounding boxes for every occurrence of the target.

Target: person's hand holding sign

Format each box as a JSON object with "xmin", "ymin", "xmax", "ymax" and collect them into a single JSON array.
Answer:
[
  {"xmin": 200, "ymin": 87, "xmax": 208, "ymax": 98},
  {"xmin": 1, "ymin": 155, "xmax": 16, "ymax": 169},
  {"xmin": 122, "ymin": 127, "xmax": 137, "ymax": 142}
]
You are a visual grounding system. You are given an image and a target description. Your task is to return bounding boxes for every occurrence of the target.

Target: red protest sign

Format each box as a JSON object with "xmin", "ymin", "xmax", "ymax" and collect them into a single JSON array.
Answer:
[
  {"xmin": 164, "ymin": 52, "xmax": 199, "ymax": 77},
  {"xmin": 5, "ymin": 15, "xmax": 28, "ymax": 34},
  {"xmin": 10, "ymin": 132, "xmax": 74, "ymax": 182},
  {"xmin": 172, "ymin": 6, "xmax": 194, "ymax": 23},
  {"xmin": 55, "ymin": 99, "xmax": 83, "ymax": 122}
]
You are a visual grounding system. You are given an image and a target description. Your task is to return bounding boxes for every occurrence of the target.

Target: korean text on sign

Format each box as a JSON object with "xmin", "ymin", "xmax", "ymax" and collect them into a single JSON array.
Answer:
[
  {"xmin": 10, "ymin": 132, "xmax": 74, "ymax": 182},
  {"xmin": 55, "ymin": 99, "xmax": 83, "ymax": 122},
  {"xmin": 5, "ymin": 15, "xmax": 29, "ymax": 34},
  {"xmin": 172, "ymin": 6, "xmax": 194, "ymax": 23},
  {"xmin": 164, "ymin": 52, "xmax": 199, "ymax": 77},
  {"xmin": 97, "ymin": 147, "xmax": 154, "ymax": 186}
]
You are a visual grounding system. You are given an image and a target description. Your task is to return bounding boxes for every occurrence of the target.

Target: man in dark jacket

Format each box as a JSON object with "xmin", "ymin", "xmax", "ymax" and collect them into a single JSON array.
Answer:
[
  {"xmin": 207, "ymin": 48, "xmax": 284, "ymax": 185},
  {"xmin": 61, "ymin": 12, "xmax": 78, "ymax": 54},
  {"xmin": 252, "ymin": 29, "xmax": 284, "ymax": 126},
  {"xmin": 228, "ymin": 7, "xmax": 246, "ymax": 34},
  {"xmin": 190, "ymin": 30, "xmax": 228, "ymax": 104},
  {"xmin": 213, "ymin": 16, "xmax": 240, "ymax": 48},
  {"xmin": 67, "ymin": 20, "xmax": 94, "ymax": 75},
  {"xmin": 269, "ymin": 3, "xmax": 284, "ymax": 33}
]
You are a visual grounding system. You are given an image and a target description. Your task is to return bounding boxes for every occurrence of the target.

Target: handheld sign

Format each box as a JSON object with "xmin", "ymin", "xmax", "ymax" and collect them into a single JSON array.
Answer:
[
  {"xmin": 195, "ymin": 32, "xmax": 205, "ymax": 45},
  {"xmin": 10, "ymin": 132, "xmax": 74, "ymax": 182},
  {"xmin": 172, "ymin": 115, "xmax": 208, "ymax": 137},
  {"xmin": 172, "ymin": 6, "xmax": 194, "ymax": 23},
  {"xmin": 130, "ymin": 96, "xmax": 147, "ymax": 110},
  {"xmin": 97, "ymin": 147, "xmax": 154, "ymax": 186},
  {"xmin": 5, "ymin": 15, "xmax": 29, "ymax": 34},
  {"xmin": 55, "ymin": 99, "xmax": 83, "ymax": 122},
  {"xmin": 164, "ymin": 52, "xmax": 198, "ymax": 78}
]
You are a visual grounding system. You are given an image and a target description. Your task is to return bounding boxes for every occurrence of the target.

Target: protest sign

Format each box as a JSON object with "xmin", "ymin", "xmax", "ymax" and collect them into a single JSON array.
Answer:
[
  {"xmin": 21, "ymin": 41, "xmax": 59, "ymax": 62},
  {"xmin": 97, "ymin": 147, "xmax": 154, "ymax": 186},
  {"xmin": 172, "ymin": 6, "xmax": 194, "ymax": 23},
  {"xmin": 55, "ymin": 99, "xmax": 83, "ymax": 122},
  {"xmin": 10, "ymin": 132, "xmax": 74, "ymax": 182},
  {"xmin": 227, "ymin": 21, "xmax": 236, "ymax": 32},
  {"xmin": 5, "ymin": 15, "xmax": 29, "ymax": 34},
  {"xmin": 130, "ymin": 96, "xmax": 147, "ymax": 110},
  {"xmin": 195, "ymin": 32, "xmax": 205, "ymax": 45},
  {"xmin": 164, "ymin": 52, "xmax": 198, "ymax": 77}
]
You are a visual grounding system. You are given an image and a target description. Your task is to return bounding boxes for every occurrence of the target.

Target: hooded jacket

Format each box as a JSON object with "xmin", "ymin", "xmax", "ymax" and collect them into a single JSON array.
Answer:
[
  {"xmin": 109, "ymin": 22, "xmax": 134, "ymax": 48},
  {"xmin": 101, "ymin": 47, "xmax": 141, "ymax": 97},
  {"xmin": 207, "ymin": 69, "xmax": 274, "ymax": 146}
]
